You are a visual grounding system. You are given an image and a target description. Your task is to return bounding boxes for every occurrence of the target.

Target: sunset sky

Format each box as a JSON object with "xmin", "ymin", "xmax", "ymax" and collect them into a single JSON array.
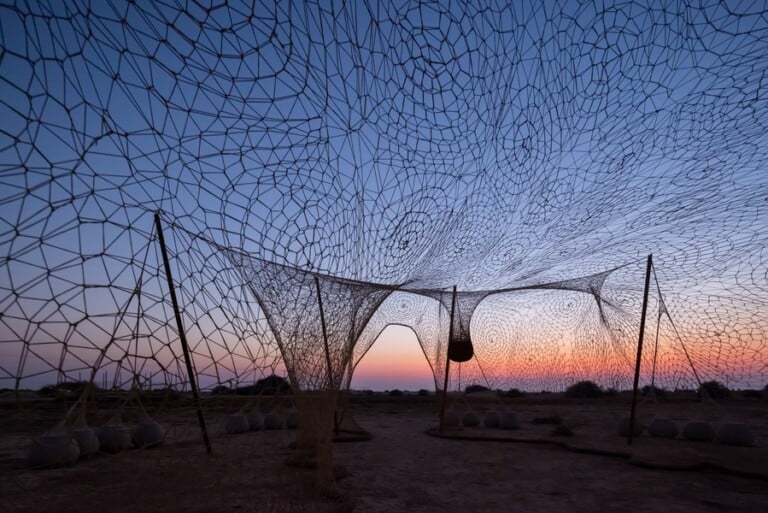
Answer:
[
  {"xmin": 1, "ymin": 2, "xmax": 767, "ymax": 393},
  {"xmin": 350, "ymin": 325, "xmax": 435, "ymax": 391}
]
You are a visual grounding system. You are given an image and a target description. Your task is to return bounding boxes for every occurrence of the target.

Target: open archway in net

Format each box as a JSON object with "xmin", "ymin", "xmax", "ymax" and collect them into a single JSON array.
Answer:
[{"xmin": 0, "ymin": 1, "xmax": 767, "ymax": 398}]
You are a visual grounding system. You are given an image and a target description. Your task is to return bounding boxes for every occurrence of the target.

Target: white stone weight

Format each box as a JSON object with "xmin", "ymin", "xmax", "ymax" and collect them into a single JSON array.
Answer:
[
  {"xmin": 617, "ymin": 416, "xmax": 643, "ymax": 437},
  {"xmin": 224, "ymin": 413, "xmax": 250, "ymax": 434},
  {"xmin": 133, "ymin": 421, "xmax": 165, "ymax": 448},
  {"xmin": 462, "ymin": 411, "xmax": 480, "ymax": 427},
  {"xmin": 27, "ymin": 434, "xmax": 80, "ymax": 469},
  {"xmin": 73, "ymin": 427, "xmax": 100, "ymax": 455},
  {"xmin": 246, "ymin": 411, "xmax": 264, "ymax": 431},
  {"xmin": 682, "ymin": 421, "xmax": 715, "ymax": 442},
  {"xmin": 97, "ymin": 424, "xmax": 133, "ymax": 453},
  {"xmin": 647, "ymin": 418, "xmax": 678, "ymax": 439},
  {"xmin": 499, "ymin": 412, "xmax": 520, "ymax": 430},
  {"xmin": 284, "ymin": 409, "xmax": 300, "ymax": 429},
  {"xmin": 263, "ymin": 411, "xmax": 284, "ymax": 430},
  {"xmin": 483, "ymin": 411, "xmax": 501, "ymax": 429},
  {"xmin": 442, "ymin": 411, "xmax": 460, "ymax": 428},
  {"xmin": 718, "ymin": 423, "xmax": 755, "ymax": 446}
]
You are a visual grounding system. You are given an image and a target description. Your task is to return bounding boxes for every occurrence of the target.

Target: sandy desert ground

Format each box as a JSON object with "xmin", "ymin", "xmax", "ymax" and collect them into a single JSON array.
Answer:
[{"xmin": 1, "ymin": 393, "xmax": 767, "ymax": 513}]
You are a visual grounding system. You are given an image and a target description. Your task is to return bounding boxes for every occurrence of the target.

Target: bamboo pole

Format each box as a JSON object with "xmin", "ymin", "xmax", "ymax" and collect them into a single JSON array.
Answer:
[
  {"xmin": 154, "ymin": 212, "xmax": 211, "ymax": 454},
  {"xmin": 628, "ymin": 254, "xmax": 653, "ymax": 445},
  {"xmin": 439, "ymin": 286, "xmax": 457, "ymax": 432}
]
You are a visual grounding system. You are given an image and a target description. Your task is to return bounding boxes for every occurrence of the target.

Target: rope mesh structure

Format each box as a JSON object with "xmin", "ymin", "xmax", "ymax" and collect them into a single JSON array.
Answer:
[{"xmin": 1, "ymin": 1, "xmax": 767, "ymax": 395}]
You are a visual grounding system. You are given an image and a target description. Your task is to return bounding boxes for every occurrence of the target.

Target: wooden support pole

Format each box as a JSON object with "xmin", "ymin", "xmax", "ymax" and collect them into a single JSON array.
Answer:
[
  {"xmin": 628, "ymin": 254, "xmax": 653, "ymax": 446},
  {"xmin": 314, "ymin": 275, "xmax": 334, "ymax": 390},
  {"xmin": 439, "ymin": 285, "xmax": 458, "ymax": 432},
  {"xmin": 649, "ymin": 309, "xmax": 662, "ymax": 399},
  {"xmin": 154, "ymin": 212, "xmax": 212, "ymax": 454},
  {"xmin": 314, "ymin": 275, "xmax": 338, "ymax": 434}
]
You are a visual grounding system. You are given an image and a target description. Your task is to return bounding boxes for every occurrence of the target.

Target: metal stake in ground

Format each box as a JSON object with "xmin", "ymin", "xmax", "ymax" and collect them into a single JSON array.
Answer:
[{"xmin": 154, "ymin": 212, "xmax": 212, "ymax": 454}]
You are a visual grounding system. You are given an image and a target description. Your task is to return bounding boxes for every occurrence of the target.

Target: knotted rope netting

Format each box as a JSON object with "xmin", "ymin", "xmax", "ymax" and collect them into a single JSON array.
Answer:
[{"xmin": 1, "ymin": 1, "xmax": 767, "ymax": 395}]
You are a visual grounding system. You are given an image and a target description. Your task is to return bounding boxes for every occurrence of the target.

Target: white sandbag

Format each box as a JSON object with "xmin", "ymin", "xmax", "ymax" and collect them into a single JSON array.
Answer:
[
  {"xmin": 133, "ymin": 421, "xmax": 165, "ymax": 448},
  {"xmin": 263, "ymin": 411, "xmax": 284, "ymax": 430},
  {"xmin": 442, "ymin": 410, "xmax": 460, "ymax": 428},
  {"xmin": 499, "ymin": 412, "xmax": 520, "ymax": 430},
  {"xmin": 246, "ymin": 411, "xmax": 264, "ymax": 431},
  {"xmin": 647, "ymin": 418, "xmax": 678, "ymax": 439},
  {"xmin": 284, "ymin": 408, "xmax": 300, "ymax": 429},
  {"xmin": 682, "ymin": 421, "xmax": 715, "ymax": 442},
  {"xmin": 28, "ymin": 433, "xmax": 80, "ymax": 469},
  {"xmin": 718, "ymin": 423, "xmax": 755, "ymax": 446},
  {"xmin": 483, "ymin": 411, "xmax": 501, "ymax": 428},
  {"xmin": 462, "ymin": 411, "xmax": 480, "ymax": 427},
  {"xmin": 73, "ymin": 427, "xmax": 100, "ymax": 455},
  {"xmin": 617, "ymin": 416, "xmax": 643, "ymax": 437},
  {"xmin": 97, "ymin": 424, "xmax": 133, "ymax": 453},
  {"xmin": 224, "ymin": 413, "xmax": 250, "ymax": 434}
]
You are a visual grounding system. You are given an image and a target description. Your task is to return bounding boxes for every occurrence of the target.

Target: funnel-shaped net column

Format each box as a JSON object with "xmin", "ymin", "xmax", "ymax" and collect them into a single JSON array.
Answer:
[
  {"xmin": 230, "ymin": 251, "xmax": 394, "ymax": 392},
  {"xmin": 346, "ymin": 292, "xmax": 449, "ymax": 391}
]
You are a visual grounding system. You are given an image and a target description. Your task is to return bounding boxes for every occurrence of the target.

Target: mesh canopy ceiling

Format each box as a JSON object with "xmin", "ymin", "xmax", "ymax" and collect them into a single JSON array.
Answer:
[{"xmin": 1, "ymin": 1, "xmax": 767, "ymax": 391}]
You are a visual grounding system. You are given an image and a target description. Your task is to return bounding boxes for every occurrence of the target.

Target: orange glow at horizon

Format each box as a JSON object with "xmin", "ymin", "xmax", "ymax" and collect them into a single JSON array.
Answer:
[{"xmin": 351, "ymin": 325, "xmax": 435, "ymax": 391}]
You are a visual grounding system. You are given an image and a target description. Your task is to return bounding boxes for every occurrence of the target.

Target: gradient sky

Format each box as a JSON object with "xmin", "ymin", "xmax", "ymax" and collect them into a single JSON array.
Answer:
[
  {"xmin": 350, "ymin": 325, "xmax": 435, "ymax": 391},
  {"xmin": 1, "ymin": 2, "xmax": 767, "ymax": 392}
]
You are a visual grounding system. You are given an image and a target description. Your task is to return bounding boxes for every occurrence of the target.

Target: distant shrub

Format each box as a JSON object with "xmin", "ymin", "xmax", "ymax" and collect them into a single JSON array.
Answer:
[
  {"xmin": 253, "ymin": 375, "xmax": 291, "ymax": 395},
  {"xmin": 139, "ymin": 386, "xmax": 181, "ymax": 401},
  {"xmin": 699, "ymin": 380, "xmax": 730, "ymax": 400},
  {"xmin": 465, "ymin": 384, "xmax": 490, "ymax": 394},
  {"xmin": 739, "ymin": 389, "xmax": 763, "ymax": 399},
  {"xmin": 37, "ymin": 381, "xmax": 99, "ymax": 397},
  {"xmin": 504, "ymin": 388, "xmax": 525, "ymax": 398},
  {"xmin": 38, "ymin": 384, "xmax": 58, "ymax": 396},
  {"xmin": 389, "ymin": 389, "xmax": 403, "ymax": 396},
  {"xmin": 565, "ymin": 380, "xmax": 603, "ymax": 398},
  {"xmin": 232, "ymin": 384, "xmax": 258, "ymax": 395},
  {"xmin": 211, "ymin": 384, "xmax": 231, "ymax": 395},
  {"xmin": 417, "ymin": 389, "xmax": 430, "ymax": 397},
  {"xmin": 212, "ymin": 375, "xmax": 292, "ymax": 395},
  {"xmin": 640, "ymin": 385, "xmax": 667, "ymax": 399}
]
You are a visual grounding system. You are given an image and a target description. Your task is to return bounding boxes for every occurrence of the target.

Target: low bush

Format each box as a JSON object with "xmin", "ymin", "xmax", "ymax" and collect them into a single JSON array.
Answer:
[
  {"xmin": 739, "ymin": 389, "xmax": 763, "ymax": 399},
  {"xmin": 565, "ymin": 380, "xmax": 602, "ymax": 398},
  {"xmin": 211, "ymin": 384, "xmax": 231, "ymax": 395},
  {"xmin": 699, "ymin": 380, "xmax": 730, "ymax": 400},
  {"xmin": 37, "ymin": 381, "xmax": 99, "ymax": 397},
  {"xmin": 640, "ymin": 385, "xmax": 667, "ymax": 399}
]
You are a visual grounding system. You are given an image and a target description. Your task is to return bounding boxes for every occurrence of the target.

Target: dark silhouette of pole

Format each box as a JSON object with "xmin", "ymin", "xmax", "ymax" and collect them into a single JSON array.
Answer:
[
  {"xmin": 650, "ymin": 309, "xmax": 662, "ymax": 399},
  {"xmin": 439, "ymin": 285, "xmax": 457, "ymax": 432},
  {"xmin": 154, "ymin": 212, "xmax": 211, "ymax": 454},
  {"xmin": 628, "ymin": 254, "xmax": 653, "ymax": 445},
  {"xmin": 314, "ymin": 275, "xmax": 334, "ymax": 390},
  {"xmin": 314, "ymin": 275, "xmax": 338, "ymax": 435}
]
